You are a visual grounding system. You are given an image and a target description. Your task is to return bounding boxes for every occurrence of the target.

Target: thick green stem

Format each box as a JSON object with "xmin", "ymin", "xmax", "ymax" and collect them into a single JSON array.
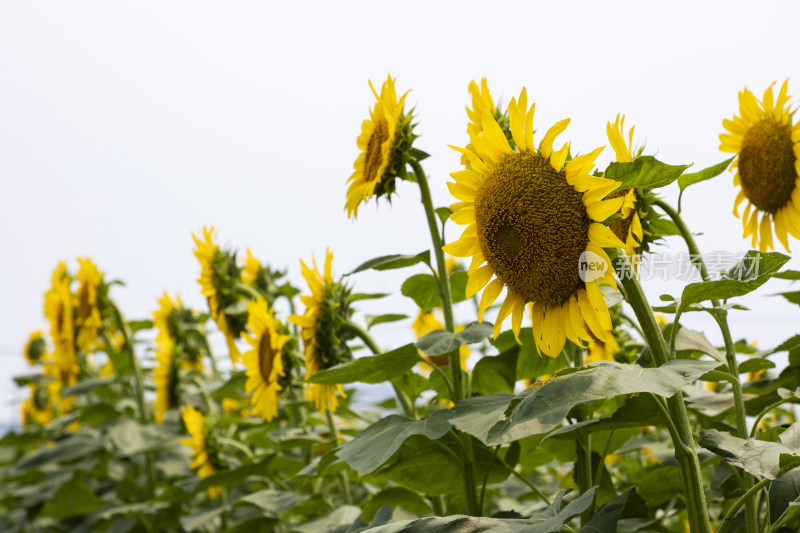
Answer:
[
  {"xmin": 325, "ymin": 410, "xmax": 353, "ymax": 505},
  {"xmin": 654, "ymin": 198, "xmax": 756, "ymax": 533},
  {"xmin": 612, "ymin": 251, "xmax": 712, "ymax": 533},
  {"xmin": 410, "ymin": 159, "xmax": 479, "ymax": 515},
  {"xmin": 570, "ymin": 345, "xmax": 594, "ymax": 524}
]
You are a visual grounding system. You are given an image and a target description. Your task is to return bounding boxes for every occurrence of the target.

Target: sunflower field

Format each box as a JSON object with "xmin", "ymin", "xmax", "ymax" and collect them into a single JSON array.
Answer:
[{"xmin": 4, "ymin": 76, "xmax": 800, "ymax": 533}]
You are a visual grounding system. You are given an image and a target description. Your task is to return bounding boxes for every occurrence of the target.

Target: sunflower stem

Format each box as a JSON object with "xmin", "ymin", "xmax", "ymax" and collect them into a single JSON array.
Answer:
[
  {"xmin": 325, "ymin": 410, "xmax": 353, "ymax": 505},
  {"xmin": 570, "ymin": 344, "xmax": 594, "ymax": 524},
  {"xmin": 342, "ymin": 321, "xmax": 416, "ymax": 418},
  {"xmin": 654, "ymin": 198, "xmax": 757, "ymax": 533},
  {"xmin": 718, "ymin": 478, "xmax": 770, "ymax": 533},
  {"xmin": 410, "ymin": 158, "xmax": 479, "ymax": 516},
  {"xmin": 611, "ymin": 251, "xmax": 712, "ymax": 533}
]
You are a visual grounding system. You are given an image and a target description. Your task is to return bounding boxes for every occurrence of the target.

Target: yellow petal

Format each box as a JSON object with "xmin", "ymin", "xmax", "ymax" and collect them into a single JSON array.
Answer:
[
  {"xmin": 511, "ymin": 295, "xmax": 526, "ymax": 343},
  {"xmin": 447, "ymin": 181, "xmax": 477, "ymax": 202},
  {"xmin": 492, "ymin": 295, "xmax": 515, "ymax": 339},
  {"xmin": 478, "ymin": 278, "xmax": 504, "ymax": 321},
  {"xmin": 577, "ymin": 288, "xmax": 607, "ymax": 342},
  {"xmin": 442, "ymin": 236, "xmax": 478, "ymax": 257},
  {"xmin": 588, "ymin": 223, "xmax": 626, "ymax": 249},
  {"xmin": 452, "ymin": 169, "xmax": 483, "ymax": 189},
  {"xmin": 587, "ymin": 197, "xmax": 626, "ymax": 222},
  {"xmin": 550, "ymin": 142, "xmax": 570, "ymax": 171},
  {"xmin": 466, "ymin": 265, "xmax": 494, "ymax": 298},
  {"xmin": 540, "ymin": 118, "xmax": 570, "ymax": 160},
  {"xmin": 524, "ymin": 104, "xmax": 535, "ymax": 155}
]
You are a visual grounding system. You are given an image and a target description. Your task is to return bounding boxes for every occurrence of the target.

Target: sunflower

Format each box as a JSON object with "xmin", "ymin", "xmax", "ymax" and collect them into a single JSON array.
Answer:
[
  {"xmin": 606, "ymin": 115, "xmax": 644, "ymax": 267},
  {"xmin": 242, "ymin": 299, "xmax": 290, "ymax": 421},
  {"xmin": 241, "ymin": 248, "xmax": 261, "ymax": 287},
  {"xmin": 193, "ymin": 227, "xmax": 242, "ymax": 364},
  {"xmin": 411, "ymin": 310, "xmax": 469, "ymax": 371},
  {"xmin": 23, "ymin": 331, "xmax": 46, "ymax": 365},
  {"xmin": 181, "ymin": 405, "xmax": 223, "ymax": 499},
  {"xmin": 443, "ymin": 88, "xmax": 626, "ymax": 358},
  {"xmin": 721, "ymin": 80, "xmax": 800, "ymax": 252},
  {"xmin": 153, "ymin": 295, "xmax": 182, "ymax": 424},
  {"xmin": 44, "ymin": 261, "xmax": 78, "ymax": 380},
  {"xmin": 21, "ymin": 385, "xmax": 54, "ymax": 427},
  {"xmin": 75, "ymin": 257, "xmax": 104, "ymax": 353},
  {"xmin": 345, "ymin": 75, "xmax": 410, "ymax": 218},
  {"xmin": 584, "ymin": 332, "xmax": 620, "ymax": 364},
  {"xmin": 289, "ymin": 248, "xmax": 352, "ymax": 415},
  {"xmin": 463, "ymin": 78, "xmax": 512, "ymax": 167}
]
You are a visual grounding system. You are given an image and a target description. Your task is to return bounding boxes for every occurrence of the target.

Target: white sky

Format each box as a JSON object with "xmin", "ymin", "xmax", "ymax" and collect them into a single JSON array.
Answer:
[{"xmin": 2, "ymin": 1, "xmax": 800, "ymax": 427}]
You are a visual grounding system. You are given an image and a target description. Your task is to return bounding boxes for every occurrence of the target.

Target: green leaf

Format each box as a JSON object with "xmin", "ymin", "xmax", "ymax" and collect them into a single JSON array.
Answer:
[
  {"xmin": 435, "ymin": 207, "xmax": 453, "ymax": 226},
  {"xmin": 349, "ymin": 292, "xmax": 389, "ymax": 303},
  {"xmin": 770, "ymin": 469, "xmax": 800, "ymax": 522},
  {"xmin": 128, "ymin": 319, "xmax": 154, "ymax": 332},
  {"xmin": 366, "ymin": 313, "xmax": 408, "ymax": 329},
  {"xmin": 679, "ymin": 251, "xmax": 790, "ymax": 311},
  {"xmin": 778, "ymin": 291, "xmax": 800, "ymax": 306},
  {"xmin": 472, "ymin": 350, "xmax": 517, "ymax": 395},
  {"xmin": 448, "ymin": 394, "xmax": 515, "ymax": 443},
  {"xmin": 449, "ymin": 271, "xmax": 469, "ymax": 304},
  {"xmin": 678, "ymin": 157, "xmax": 734, "ymax": 191},
  {"xmin": 336, "ymin": 411, "xmax": 454, "ymax": 474},
  {"xmin": 415, "ymin": 322, "xmax": 493, "ymax": 356},
  {"xmin": 647, "ymin": 217, "xmax": 681, "ymax": 237},
  {"xmin": 674, "ymin": 327, "xmax": 725, "ymax": 362},
  {"xmin": 12, "ymin": 373, "xmax": 53, "ymax": 387},
  {"xmin": 401, "ymin": 274, "xmax": 440, "ymax": 312},
  {"xmin": 60, "ymin": 377, "xmax": 114, "ymax": 397},
  {"xmin": 349, "ymin": 252, "xmax": 431, "ymax": 275},
  {"xmin": 699, "ymin": 424, "xmax": 800, "ymax": 479},
  {"xmin": 578, "ymin": 489, "xmax": 647, "ymax": 533},
  {"xmin": 604, "ymin": 156, "xmax": 689, "ymax": 189},
  {"xmin": 774, "ymin": 270, "xmax": 800, "ymax": 280},
  {"xmin": 239, "ymin": 489, "xmax": 310, "ymax": 515},
  {"xmin": 305, "ymin": 343, "xmax": 419, "ymax": 385},
  {"xmin": 294, "ymin": 506, "xmax": 362, "ymax": 533},
  {"xmin": 738, "ymin": 358, "xmax": 775, "ymax": 374},
  {"xmin": 361, "ymin": 487, "xmax": 432, "ymax": 522},
  {"xmin": 545, "ymin": 394, "xmax": 665, "ymax": 441},
  {"xmin": 487, "ymin": 360, "xmax": 719, "ymax": 444},
  {"xmin": 40, "ymin": 478, "xmax": 105, "ymax": 520},
  {"xmin": 180, "ymin": 505, "xmax": 232, "ymax": 531}
]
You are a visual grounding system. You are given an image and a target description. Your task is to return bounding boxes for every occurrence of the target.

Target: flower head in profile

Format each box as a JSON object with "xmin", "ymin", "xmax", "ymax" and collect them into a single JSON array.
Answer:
[
  {"xmin": 463, "ymin": 78, "xmax": 512, "ymax": 166},
  {"xmin": 242, "ymin": 298, "xmax": 291, "ymax": 421},
  {"xmin": 152, "ymin": 293, "xmax": 186, "ymax": 424},
  {"xmin": 289, "ymin": 249, "xmax": 354, "ymax": 414},
  {"xmin": 444, "ymin": 88, "xmax": 626, "ymax": 357},
  {"xmin": 20, "ymin": 384, "xmax": 55, "ymax": 427},
  {"xmin": 44, "ymin": 261, "xmax": 78, "ymax": 381},
  {"xmin": 606, "ymin": 116, "xmax": 645, "ymax": 264},
  {"xmin": 193, "ymin": 227, "xmax": 248, "ymax": 364},
  {"xmin": 181, "ymin": 405, "xmax": 223, "ymax": 499},
  {"xmin": 23, "ymin": 331, "xmax": 47, "ymax": 366},
  {"xmin": 721, "ymin": 80, "xmax": 800, "ymax": 251},
  {"xmin": 75, "ymin": 257, "xmax": 105, "ymax": 353},
  {"xmin": 346, "ymin": 75, "xmax": 415, "ymax": 218}
]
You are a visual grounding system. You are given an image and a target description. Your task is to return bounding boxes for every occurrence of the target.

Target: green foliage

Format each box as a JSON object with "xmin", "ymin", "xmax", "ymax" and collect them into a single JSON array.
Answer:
[{"xmin": 604, "ymin": 156, "xmax": 688, "ymax": 189}]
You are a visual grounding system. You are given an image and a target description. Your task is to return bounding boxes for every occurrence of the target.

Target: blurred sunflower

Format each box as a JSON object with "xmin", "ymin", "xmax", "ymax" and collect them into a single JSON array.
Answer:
[
  {"xmin": 153, "ymin": 293, "xmax": 182, "ymax": 424},
  {"xmin": 606, "ymin": 115, "xmax": 645, "ymax": 267},
  {"xmin": 21, "ymin": 385, "xmax": 54, "ymax": 427},
  {"xmin": 242, "ymin": 299, "xmax": 290, "ymax": 421},
  {"xmin": 44, "ymin": 261, "xmax": 78, "ymax": 381},
  {"xmin": 241, "ymin": 248, "xmax": 261, "ymax": 287},
  {"xmin": 346, "ymin": 75, "xmax": 413, "ymax": 218},
  {"xmin": 444, "ymin": 88, "xmax": 625, "ymax": 357},
  {"xmin": 193, "ymin": 227, "xmax": 244, "ymax": 364},
  {"xmin": 75, "ymin": 257, "xmax": 104, "ymax": 353},
  {"xmin": 290, "ymin": 249, "xmax": 353, "ymax": 414},
  {"xmin": 721, "ymin": 80, "xmax": 800, "ymax": 251},
  {"xmin": 181, "ymin": 405, "xmax": 223, "ymax": 499},
  {"xmin": 411, "ymin": 310, "xmax": 469, "ymax": 371},
  {"xmin": 23, "ymin": 331, "xmax": 46, "ymax": 365}
]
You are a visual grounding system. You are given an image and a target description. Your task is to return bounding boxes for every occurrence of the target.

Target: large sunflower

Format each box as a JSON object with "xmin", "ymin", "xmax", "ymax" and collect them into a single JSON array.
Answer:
[
  {"xmin": 345, "ymin": 75, "xmax": 410, "ymax": 218},
  {"xmin": 289, "ymin": 249, "xmax": 351, "ymax": 415},
  {"xmin": 44, "ymin": 261, "xmax": 78, "ymax": 380},
  {"xmin": 443, "ymin": 88, "xmax": 626, "ymax": 358},
  {"xmin": 181, "ymin": 405, "xmax": 223, "ymax": 499},
  {"xmin": 606, "ymin": 115, "xmax": 644, "ymax": 266},
  {"xmin": 75, "ymin": 257, "xmax": 104, "ymax": 353},
  {"xmin": 242, "ymin": 299, "xmax": 289, "ymax": 421},
  {"xmin": 721, "ymin": 80, "xmax": 800, "ymax": 251},
  {"xmin": 193, "ymin": 227, "xmax": 242, "ymax": 364}
]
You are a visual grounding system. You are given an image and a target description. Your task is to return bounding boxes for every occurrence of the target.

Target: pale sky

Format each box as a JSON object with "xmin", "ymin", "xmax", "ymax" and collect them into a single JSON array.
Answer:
[{"xmin": 2, "ymin": 1, "xmax": 800, "ymax": 427}]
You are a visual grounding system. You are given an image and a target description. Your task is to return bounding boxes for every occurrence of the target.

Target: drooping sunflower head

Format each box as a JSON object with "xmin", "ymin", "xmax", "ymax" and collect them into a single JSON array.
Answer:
[
  {"xmin": 44, "ymin": 261, "xmax": 78, "ymax": 378},
  {"xmin": 75, "ymin": 257, "xmax": 106, "ymax": 353},
  {"xmin": 21, "ymin": 384, "xmax": 54, "ymax": 427},
  {"xmin": 180, "ymin": 405, "xmax": 223, "ymax": 498},
  {"xmin": 346, "ymin": 75, "xmax": 415, "ymax": 219},
  {"xmin": 721, "ymin": 80, "xmax": 800, "ymax": 252},
  {"xmin": 443, "ymin": 88, "xmax": 626, "ymax": 358},
  {"xmin": 193, "ymin": 227, "xmax": 248, "ymax": 363},
  {"xmin": 463, "ymin": 78, "xmax": 512, "ymax": 166},
  {"xmin": 23, "ymin": 331, "xmax": 47, "ymax": 365},
  {"xmin": 289, "ymin": 248, "xmax": 353, "ymax": 414},
  {"xmin": 240, "ymin": 248, "xmax": 290, "ymax": 307},
  {"xmin": 154, "ymin": 292, "xmax": 205, "ymax": 372},
  {"xmin": 153, "ymin": 336, "xmax": 180, "ymax": 425},
  {"xmin": 242, "ymin": 298, "xmax": 291, "ymax": 421},
  {"xmin": 411, "ymin": 310, "xmax": 469, "ymax": 371}
]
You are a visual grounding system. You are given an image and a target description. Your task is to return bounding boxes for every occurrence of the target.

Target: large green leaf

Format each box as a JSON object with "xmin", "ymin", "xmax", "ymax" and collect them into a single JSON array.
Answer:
[
  {"xmin": 472, "ymin": 350, "xmax": 517, "ymax": 394},
  {"xmin": 305, "ymin": 344, "xmax": 419, "ymax": 385},
  {"xmin": 487, "ymin": 360, "xmax": 719, "ymax": 444},
  {"xmin": 415, "ymin": 322, "xmax": 493, "ymax": 356},
  {"xmin": 674, "ymin": 327, "xmax": 725, "ymax": 362},
  {"xmin": 778, "ymin": 291, "xmax": 800, "ymax": 307},
  {"xmin": 546, "ymin": 394, "xmax": 665, "ymax": 441},
  {"xmin": 604, "ymin": 156, "xmax": 688, "ymax": 189},
  {"xmin": 699, "ymin": 424, "xmax": 800, "ymax": 479},
  {"xmin": 239, "ymin": 489, "xmax": 310, "ymax": 515},
  {"xmin": 401, "ymin": 272, "xmax": 470, "ymax": 312},
  {"xmin": 578, "ymin": 489, "xmax": 647, "ymax": 533},
  {"xmin": 359, "ymin": 488, "xmax": 596, "ymax": 532},
  {"xmin": 40, "ymin": 478, "xmax": 105, "ymax": 520},
  {"xmin": 448, "ymin": 394, "xmax": 515, "ymax": 443},
  {"xmin": 678, "ymin": 157, "xmax": 734, "ymax": 191},
  {"xmin": 336, "ymin": 411, "xmax": 454, "ymax": 474},
  {"xmin": 679, "ymin": 251, "xmax": 790, "ymax": 311},
  {"xmin": 361, "ymin": 487, "xmax": 432, "ymax": 522},
  {"xmin": 349, "ymin": 252, "xmax": 431, "ymax": 275}
]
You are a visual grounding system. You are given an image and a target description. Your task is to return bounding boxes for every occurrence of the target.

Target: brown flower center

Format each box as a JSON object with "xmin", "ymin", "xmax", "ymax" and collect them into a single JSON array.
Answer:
[
  {"xmin": 364, "ymin": 118, "xmax": 389, "ymax": 183},
  {"xmin": 474, "ymin": 152, "xmax": 590, "ymax": 308},
  {"xmin": 258, "ymin": 331, "xmax": 277, "ymax": 384},
  {"xmin": 738, "ymin": 118, "xmax": 797, "ymax": 213}
]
